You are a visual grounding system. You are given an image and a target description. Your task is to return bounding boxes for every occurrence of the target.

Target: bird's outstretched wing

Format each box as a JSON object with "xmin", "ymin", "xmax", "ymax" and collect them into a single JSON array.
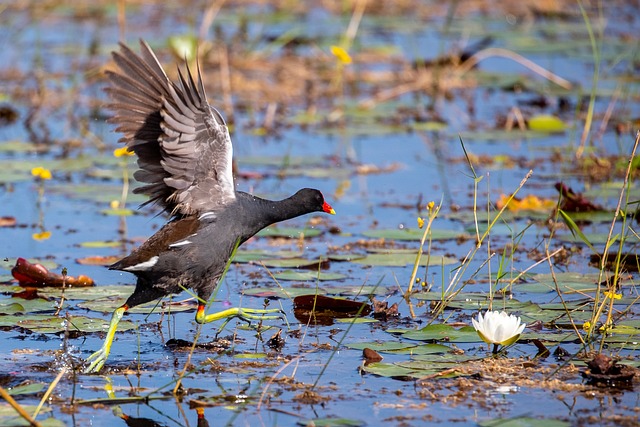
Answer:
[{"xmin": 106, "ymin": 40, "xmax": 235, "ymax": 215}]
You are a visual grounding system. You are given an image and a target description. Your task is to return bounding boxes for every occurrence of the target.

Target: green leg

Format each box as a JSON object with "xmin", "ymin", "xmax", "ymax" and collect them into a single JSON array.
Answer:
[
  {"xmin": 195, "ymin": 304, "xmax": 283, "ymax": 334},
  {"xmin": 84, "ymin": 305, "xmax": 127, "ymax": 373}
]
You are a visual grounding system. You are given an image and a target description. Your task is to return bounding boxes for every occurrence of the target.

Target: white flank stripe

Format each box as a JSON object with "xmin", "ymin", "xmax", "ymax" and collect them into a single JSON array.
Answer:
[
  {"xmin": 123, "ymin": 256, "xmax": 159, "ymax": 271},
  {"xmin": 199, "ymin": 211, "xmax": 216, "ymax": 220},
  {"xmin": 169, "ymin": 240, "xmax": 192, "ymax": 248}
]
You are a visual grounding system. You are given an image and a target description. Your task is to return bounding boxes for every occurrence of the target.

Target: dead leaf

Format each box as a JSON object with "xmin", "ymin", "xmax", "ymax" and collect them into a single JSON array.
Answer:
[{"xmin": 11, "ymin": 257, "xmax": 94, "ymax": 287}]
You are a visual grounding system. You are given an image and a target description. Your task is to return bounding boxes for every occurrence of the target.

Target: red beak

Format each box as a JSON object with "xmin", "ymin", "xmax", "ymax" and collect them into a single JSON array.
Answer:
[{"xmin": 322, "ymin": 201, "xmax": 336, "ymax": 215}]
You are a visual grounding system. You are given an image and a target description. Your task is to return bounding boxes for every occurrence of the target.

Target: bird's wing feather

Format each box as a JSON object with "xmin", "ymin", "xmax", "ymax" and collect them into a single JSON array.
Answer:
[
  {"xmin": 106, "ymin": 40, "xmax": 235, "ymax": 215},
  {"xmin": 109, "ymin": 216, "xmax": 200, "ymax": 271}
]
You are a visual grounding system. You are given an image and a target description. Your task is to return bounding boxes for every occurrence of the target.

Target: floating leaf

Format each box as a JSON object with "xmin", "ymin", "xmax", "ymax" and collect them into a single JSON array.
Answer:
[
  {"xmin": 76, "ymin": 255, "xmax": 120, "ymax": 266},
  {"xmin": 100, "ymin": 208, "xmax": 135, "ymax": 216},
  {"xmin": 243, "ymin": 286, "xmax": 326, "ymax": 299},
  {"xmin": 346, "ymin": 341, "xmax": 419, "ymax": 352},
  {"xmin": 258, "ymin": 227, "xmax": 323, "ymax": 238},
  {"xmin": 351, "ymin": 253, "xmax": 457, "ymax": 267},
  {"xmin": 6, "ymin": 383, "xmax": 46, "ymax": 396},
  {"xmin": 79, "ymin": 240, "xmax": 121, "ymax": 248},
  {"xmin": 392, "ymin": 324, "xmax": 483, "ymax": 343},
  {"xmin": 528, "ymin": 115, "xmax": 566, "ymax": 132},
  {"xmin": 361, "ymin": 228, "xmax": 468, "ymax": 241},
  {"xmin": 359, "ymin": 362, "xmax": 430, "ymax": 379},
  {"xmin": 328, "ymin": 254, "xmax": 367, "ymax": 262},
  {"xmin": 272, "ymin": 270, "xmax": 346, "ymax": 281},
  {"xmin": 0, "ymin": 298, "xmax": 58, "ymax": 314},
  {"xmin": 77, "ymin": 297, "xmax": 195, "ymax": 314},
  {"xmin": 479, "ymin": 417, "xmax": 570, "ymax": 427},
  {"xmin": 234, "ymin": 249, "xmax": 303, "ymax": 263},
  {"xmin": 297, "ymin": 418, "xmax": 365, "ymax": 427},
  {"xmin": 0, "ymin": 314, "xmax": 136, "ymax": 334}
]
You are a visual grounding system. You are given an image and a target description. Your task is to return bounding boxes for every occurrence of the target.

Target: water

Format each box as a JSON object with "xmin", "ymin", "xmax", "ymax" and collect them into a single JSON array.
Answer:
[{"xmin": 1, "ymin": 2, "xmax": 639, "ymax": 426}]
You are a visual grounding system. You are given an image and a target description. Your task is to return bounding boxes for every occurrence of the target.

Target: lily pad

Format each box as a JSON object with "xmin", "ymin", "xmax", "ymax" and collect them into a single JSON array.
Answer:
[
  {"xmin": 0, "ymin": 314, "xmax": 136, "ymax": 334},
  {"xmin": 258, "ymin": 227, "xmax": 323, "ymax": 238},
  {"xmin": 351, "ymin": 253, "xmax": 457, "ymax": 267},
  {"xmin": 6, "ymin": 382, "xmax": 46, "ymax": 396},
  {"xmin": 346, "ymin": 341, "xmax": 418, "ymax": 352},
  {"xmin": 242, "ymin": 286, "xmax": 327, "ymax": 299},
  {"xmin": 361, "ymin": 228, "xmax": 469, "ymax": 241},
  {"xmin": 297, "ymin": 418, "xmax": 365, "ymax": 427},
  {"xmin": 391, "ymin": 324, "xmax": 483, "ymax": 343},
  {"xmin": 360, "ymin": 362, "xmax": 432, "ymax": 379},
  {"xmin": 528, "ymin": 115, "xmax": 566, "ymax": 133},
  {"xmin": 479, "ymin": 417, "xmax": 570, "ymax": 427},
  {"xmin": 272, "ymin": 270, "xmax": 347, "ymax": 281},
  {"xmin": 233, "ymin": 249, "xmax": 303, "ymax": 263},
  {"xmin": 76, "ymin": 297, "xmax": 195, "ymax": 314}
]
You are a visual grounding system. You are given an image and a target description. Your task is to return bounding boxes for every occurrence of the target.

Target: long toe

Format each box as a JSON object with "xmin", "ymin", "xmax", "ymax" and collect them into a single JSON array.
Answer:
[
  {"xmin": 84, "ymin": 349, "xmax": 107, "ymax": 374},
  {"xmin": 237, "ymin": 307, "xmax": 285, "ymax": 322}
]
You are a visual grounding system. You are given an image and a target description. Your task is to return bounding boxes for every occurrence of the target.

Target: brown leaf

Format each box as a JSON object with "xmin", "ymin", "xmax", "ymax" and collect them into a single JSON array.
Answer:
[
  {"xmin": 371, "ymin": 297, "xmax": 399, "ymax": 321},
  {"xmin": 363, "ymin": 347, "xmax": 383, "ymax": 363},
  {"xmin": 11, "ymin": 257, "xmax": 95, "ymax": 287},
  {"xmin": 0, "ymin": 216, "xmax": 17, "ymax": 227},
  {"xmin": 555, "ymin": 182, "xmax": 602, "ymax": 212},
  {"xmin": 293, "ymin": 295, "xmax": 371, "ymax": 325}
]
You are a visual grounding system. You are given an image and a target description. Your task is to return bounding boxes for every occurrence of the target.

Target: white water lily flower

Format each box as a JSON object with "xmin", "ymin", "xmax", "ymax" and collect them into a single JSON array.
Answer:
[{"xmin": 472, "ymin": 310, "xmax": 525, "ymax": 347}]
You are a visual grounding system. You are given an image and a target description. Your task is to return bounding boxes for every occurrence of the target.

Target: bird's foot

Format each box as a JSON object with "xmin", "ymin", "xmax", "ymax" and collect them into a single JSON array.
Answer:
[{"xmin": 84, "ymin": 345, "xmax": 110, "ymax": 374}]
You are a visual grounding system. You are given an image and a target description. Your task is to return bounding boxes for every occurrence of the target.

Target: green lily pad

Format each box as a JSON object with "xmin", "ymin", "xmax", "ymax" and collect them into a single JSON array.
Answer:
[
  {"xmin": 528, "ymin": 115, "xmax": 566, "ymax": 132},
  {"xmin": 100, "ymin": 208, "xmax": 135, "ymax": 216},
  {"xmin": 0, "ymin": 298, "xmax": 58, "ymax": 314},
  {"xmin": 272, "ymin": 270, "xmax": 347, "ymax": 281},
  {"xmin": 335, "ymin": 317, "xmax": 378, "ymax": 324},
  {"xmin": 479, "ymin": 417, "xmax": 570, "ymax": 427},
  {"xmin": 391, "ymin": 324, "xmax": 483, "ymax": 343},
  {"xmin": 242, "ymin": 286, "xmax": 326, "ymax": 299},
  {"xmin": 361, "ymin": 228, "xmax": 469, "ymax": 241},
  {"xmin": 327, "ymin": 254, "xmax": 367, "ymax": 262},
  {"xmin": 387, "ymin": 343, "xmax": 453, "ymax": 355},
  {"xmin": 233, "ymin": 249, "xmax": 303, "ymax": 263},
  {"xmin": 346, "ymin": 341, "xmax": 419, "ymax": 352},
  {"xmin": 253, "ymin": 258, "xmax": 327, "ymax": 269},
  {"xmin": 0, "ymin": 314, "xmax": 136, "ymax": 334},
  {"xmin": 39, "ymin": 285, "xmax": 135, "ymax": 300},
  {"xmin": 297, "ymin": 418, "xmax": 365, "ymax": 427},
  {"xmin": 325, "ymin": 285, "xmax": 391, "ymax": 296},
  {"xmin": 360, "ymin": 362, "xmax": 432, "ymax": 379},
  {"xmin": 76, "ymin": 297, "xmax": 195, "ymax": 314},
  {"xmin": 351, "ymin": 253, "xmax": 457, "ymax": 267},
  {"xmin": 6, "ymin": 382, "xmax": 46, "ymax": 396},
  {"xmin": 258, "ymin": 227, "xmax": 323, "ymax": 238},
  {"xmin": 445, "ymin": 299, "xmax": 540, "ymax": 312},
  {"xmin": 79, "ymin": 240, "xmax": 122, "ymax": 248}
]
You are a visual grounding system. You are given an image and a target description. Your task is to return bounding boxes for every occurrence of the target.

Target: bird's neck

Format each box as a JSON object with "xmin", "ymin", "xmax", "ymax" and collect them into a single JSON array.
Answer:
[{"xmin": 237, "ymin": 192, "xmax": 310, "ymax": 229}]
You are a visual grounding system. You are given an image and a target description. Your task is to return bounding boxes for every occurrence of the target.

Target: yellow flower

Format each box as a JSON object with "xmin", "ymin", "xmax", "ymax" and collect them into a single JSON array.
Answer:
[
  {"xmin": 583, "ymin": 321, "xmax": 591, "ymax": 331},
  {"xmin": 427, "ymin": 201, "xmax": 435, "ymax": 212},
  {"xmin": 330, "ymin": 45, "xmax": 352, "ymax": 64},
  {"xmin": 417, "ymin": 217, "xmax": 424, "ymax": 229},
  {"xmin": 31, "ymin": 166, "xmax": 52, "ymax": 180},
  {"xmin": 110, "ymin": 200, "xmax": 121, "ymax": 209},
  {"xmin": 604, "ymin": 291, "xmax": 622, "ymax": 300},
  {"xmin": 113, "ymin": 147, "xmax": 134, "ymax": 157},
  {"xmin": 32, "ymin": 231, "xmax": 52, "ymax": 241}
]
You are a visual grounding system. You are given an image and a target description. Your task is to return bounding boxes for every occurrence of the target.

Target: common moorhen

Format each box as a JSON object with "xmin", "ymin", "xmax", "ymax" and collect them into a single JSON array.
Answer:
[{"xmin": 84, "ymin": 40, "xmax": 335, "ymax": 373}]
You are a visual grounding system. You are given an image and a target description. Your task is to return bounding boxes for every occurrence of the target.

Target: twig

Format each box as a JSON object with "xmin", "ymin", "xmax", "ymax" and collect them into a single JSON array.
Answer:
[
  {"xmin": 33, "ymin": 368, "xmax": 67, "ymax": 419},
  {"xmin": 0, "ymin": 386, "xmax": 42, "ymax": 427}
]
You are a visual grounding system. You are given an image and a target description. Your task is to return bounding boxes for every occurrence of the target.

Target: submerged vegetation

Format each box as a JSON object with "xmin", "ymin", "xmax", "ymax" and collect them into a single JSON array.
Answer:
[{"xmin": 0, "ymin": 0, "xmax": 639, "ymax": 426}]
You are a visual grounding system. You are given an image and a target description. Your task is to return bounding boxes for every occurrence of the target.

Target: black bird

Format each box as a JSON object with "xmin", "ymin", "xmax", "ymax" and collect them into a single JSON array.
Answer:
[{"xmin": 85, "ymin": 41, "xmax": 334, "ymax": 373}]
